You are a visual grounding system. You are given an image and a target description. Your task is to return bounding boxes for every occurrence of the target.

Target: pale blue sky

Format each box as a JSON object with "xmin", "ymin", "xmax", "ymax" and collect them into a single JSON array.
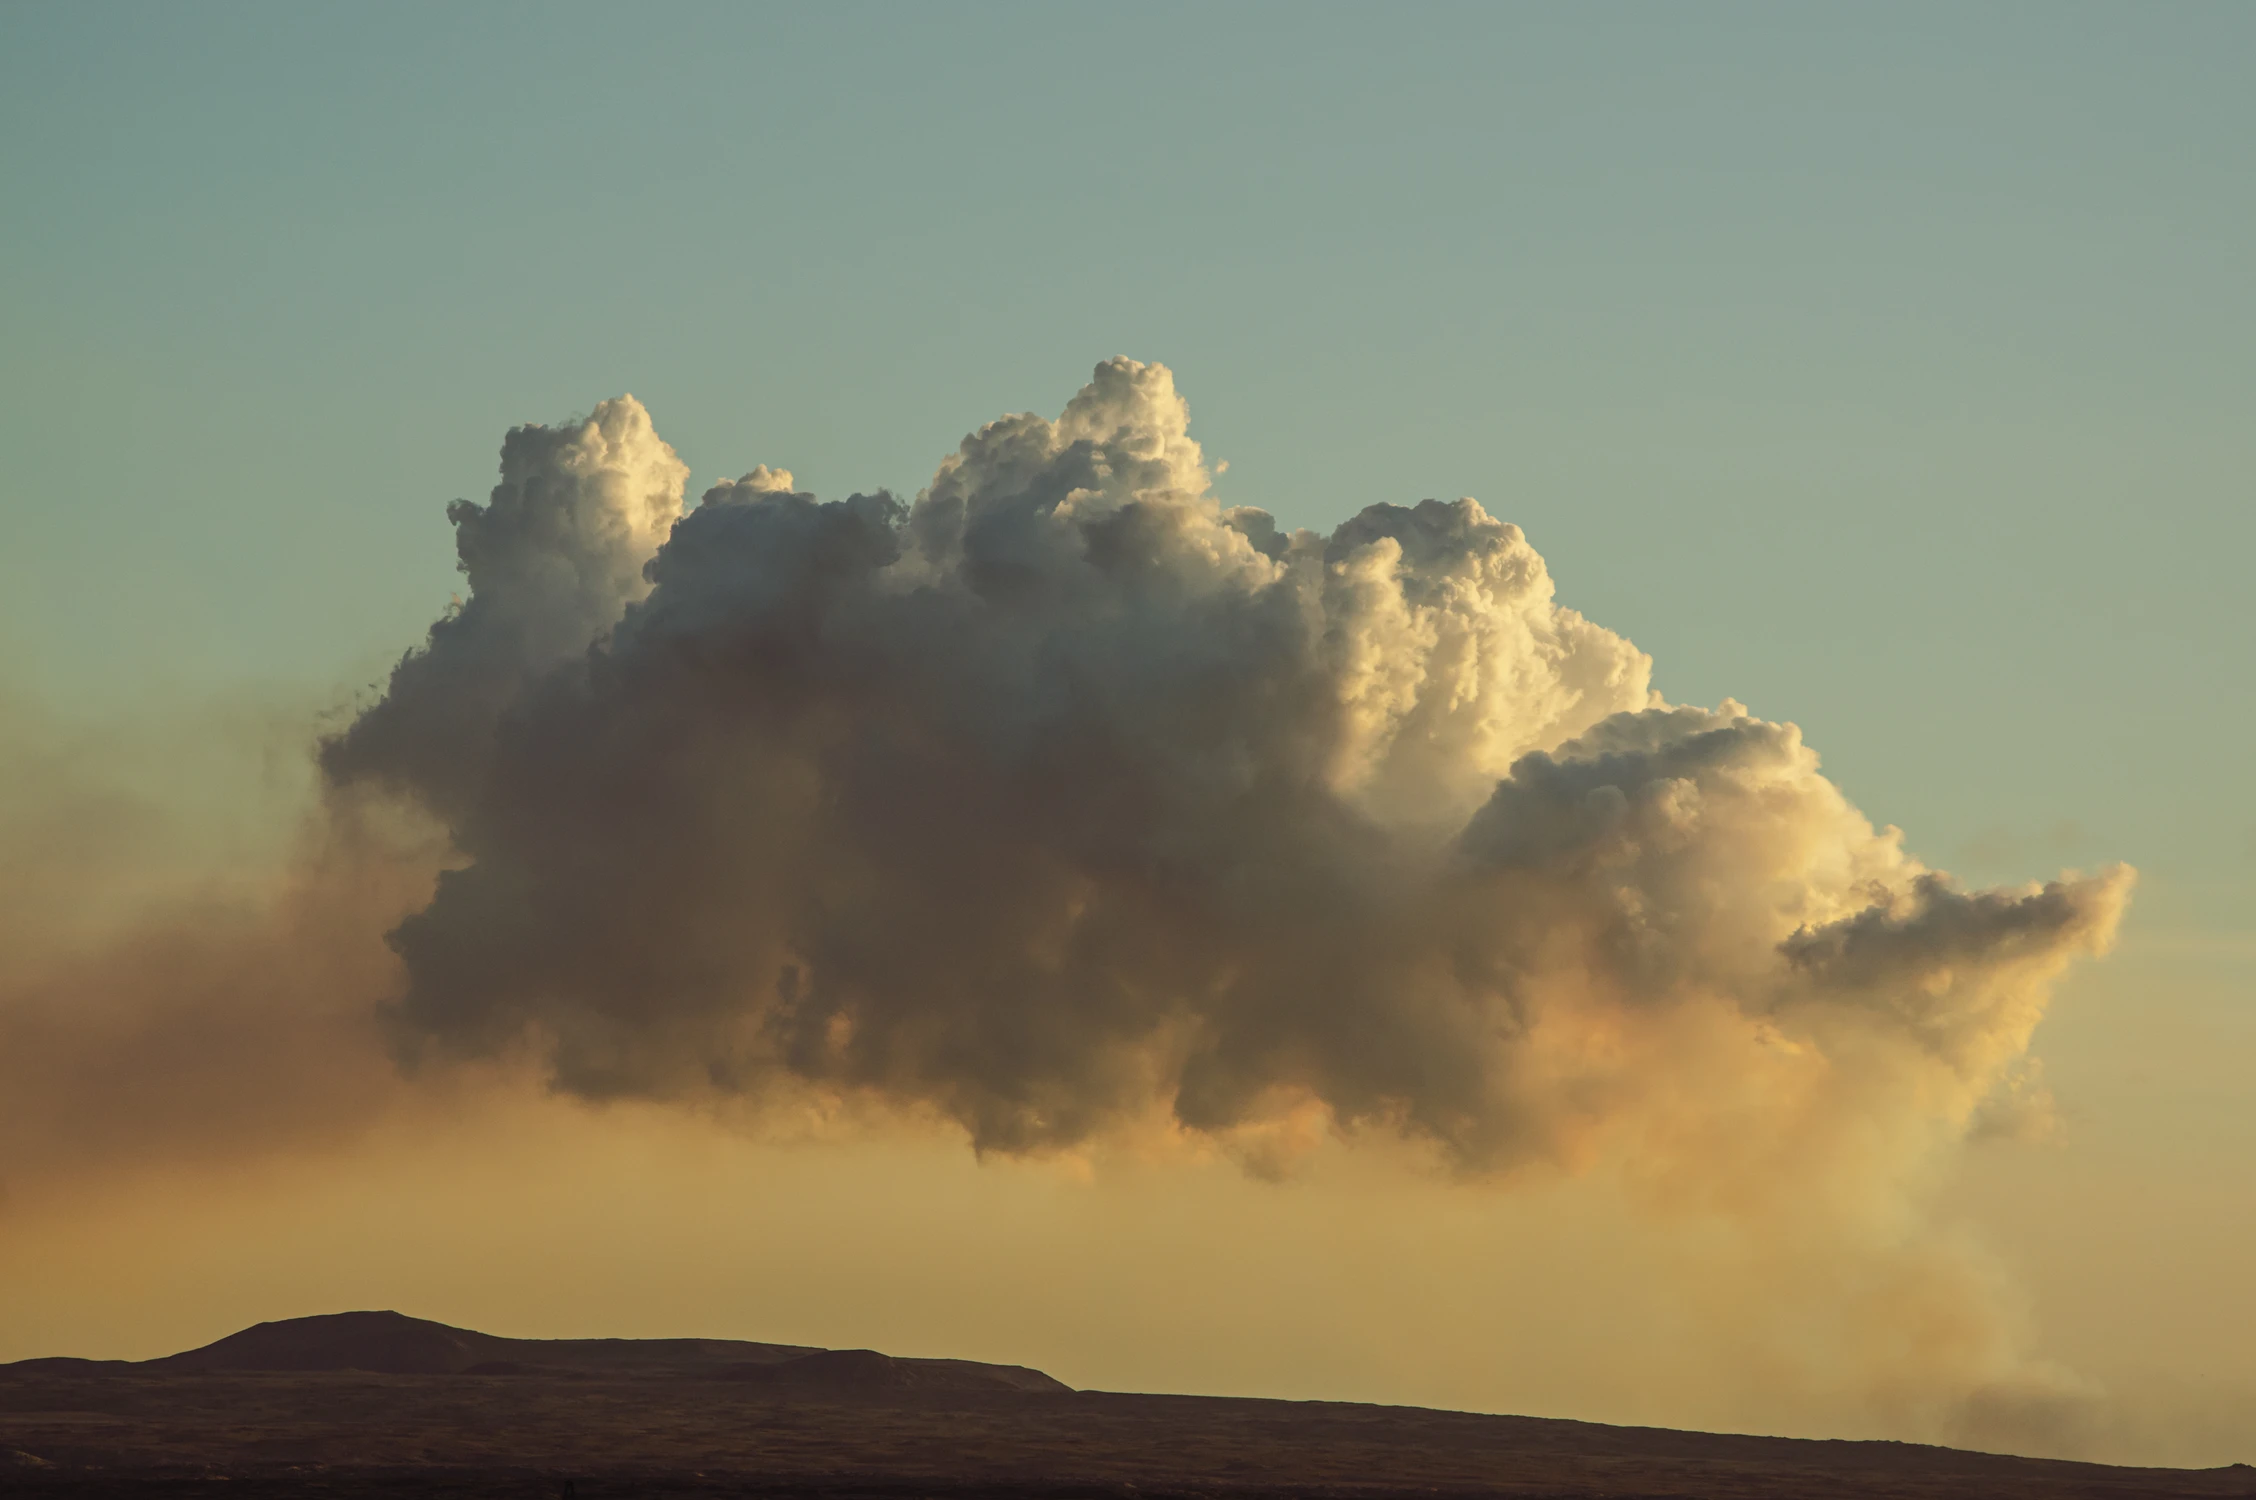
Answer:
[
  {"xmin": 4, "ymin": 1, "xmax": 2255, "ymax": 1432},
  {"xmin": 7, "ymin": 3, "xmax": 2250, "ymax": 907}
]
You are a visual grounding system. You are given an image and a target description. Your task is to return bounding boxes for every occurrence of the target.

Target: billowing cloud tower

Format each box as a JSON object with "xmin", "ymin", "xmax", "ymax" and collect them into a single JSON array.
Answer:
[{"xmin": 325, "ymin": 359, "xmax": 2128, "ymax": 1192}]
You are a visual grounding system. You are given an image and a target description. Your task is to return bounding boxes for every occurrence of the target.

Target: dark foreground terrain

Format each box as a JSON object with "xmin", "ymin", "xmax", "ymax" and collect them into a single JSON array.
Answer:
[{"xmin": 4, "ymin": 1313, "xmax": 2250, "ymax": 1499}]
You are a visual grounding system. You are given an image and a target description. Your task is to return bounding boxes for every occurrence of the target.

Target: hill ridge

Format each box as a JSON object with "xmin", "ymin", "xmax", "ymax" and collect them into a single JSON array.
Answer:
[
  {"xmin": 4, "ymin": 1314, "xmax": 2251, "ymax": 1497},
  {"xmin": 5, "ymin": 1309, "xmax": 1068, "ymax": 1392}
]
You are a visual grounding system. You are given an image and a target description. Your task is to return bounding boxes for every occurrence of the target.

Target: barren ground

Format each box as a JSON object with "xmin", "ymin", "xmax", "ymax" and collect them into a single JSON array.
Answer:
[{"xmin": 8, "ymin": 1369, "xmax": 2256, "ymax": 1500}]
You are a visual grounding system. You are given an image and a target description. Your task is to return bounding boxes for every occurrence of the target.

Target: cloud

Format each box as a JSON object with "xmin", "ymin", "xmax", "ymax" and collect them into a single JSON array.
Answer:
[
  {"xmin": 323, "ymin": 358, "xmax": 2129, "ymax": 1197},
  {"xmin": 324, "ymin": 396, "xmax": 689, "ymax": 825}
]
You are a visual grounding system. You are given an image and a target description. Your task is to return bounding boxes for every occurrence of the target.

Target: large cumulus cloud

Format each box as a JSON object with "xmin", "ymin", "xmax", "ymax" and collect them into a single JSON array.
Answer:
[{"xmin": 324, "ymin": 358, "xmax": 2129, "ymax": 1180}]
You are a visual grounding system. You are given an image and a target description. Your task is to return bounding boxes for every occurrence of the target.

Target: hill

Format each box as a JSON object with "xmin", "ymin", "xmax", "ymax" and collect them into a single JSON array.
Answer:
[
  {"xmin": 2, "ymin": 1313, "xmax": 2249, "ymax": 1498},
  {"xmin": 5, "ymin": 1309, "xmax": 1062, "ymax": 1391}
]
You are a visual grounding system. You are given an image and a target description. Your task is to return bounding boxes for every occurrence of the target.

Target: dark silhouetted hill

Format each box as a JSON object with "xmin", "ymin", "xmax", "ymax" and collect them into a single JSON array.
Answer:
[
  {"xmin": 3, "ymin": 1313, "xmax": 2248, "ymax": 1498},
  {"xmin": 715, "ymin": 1346, "xmax": 1066, "ymax": 1394},
  {"xmin": 3, "ymin": 1310, "xmax": 1060, "ymax": 1389}
]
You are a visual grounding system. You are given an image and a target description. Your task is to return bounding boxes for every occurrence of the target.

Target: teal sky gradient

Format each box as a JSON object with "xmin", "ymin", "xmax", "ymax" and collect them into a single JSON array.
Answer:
[
  {"xmin": 3, "ymin": 0, "xmax": 2252, "ymax": 1433},
  {"xmin": 7, "ymin": 4, "xmax": 2250, "ymax": 885}
]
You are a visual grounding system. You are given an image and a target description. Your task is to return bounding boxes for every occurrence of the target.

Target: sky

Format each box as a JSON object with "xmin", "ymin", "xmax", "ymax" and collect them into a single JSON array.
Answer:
[{"xmin": 2, "ymin": 0, "xmax": 2252, "ymax": 1470}]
